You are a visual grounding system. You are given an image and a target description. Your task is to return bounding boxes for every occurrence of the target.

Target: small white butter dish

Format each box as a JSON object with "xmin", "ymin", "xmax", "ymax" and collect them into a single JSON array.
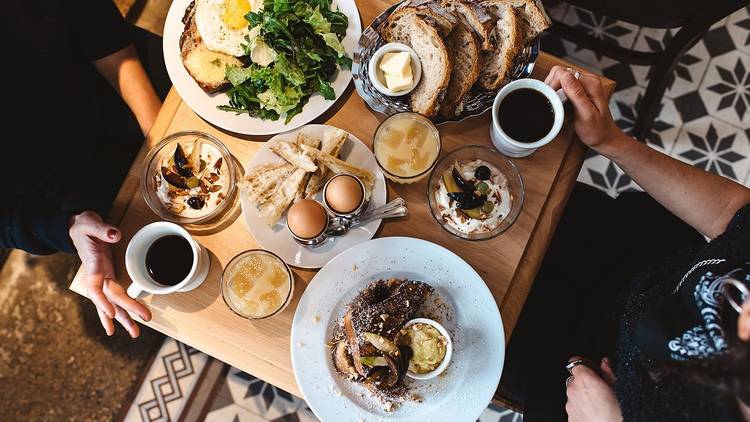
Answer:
[{"xmin": 368, "ymin": 43, "xmax": 422, "ymax": 97}]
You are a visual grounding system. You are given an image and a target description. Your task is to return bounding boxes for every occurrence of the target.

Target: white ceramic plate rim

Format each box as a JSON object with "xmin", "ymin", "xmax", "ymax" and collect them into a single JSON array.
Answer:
[
  {"xmin": 163, "ymin": 0, "xmax": 362, "ymax": 135},
  {"xmin": 240, "ymin": 124, "xmax": 387, "ymax": 269},
  {"xmin": 291, "ymin": 236, "xmax": 505, "ymax": 422}
]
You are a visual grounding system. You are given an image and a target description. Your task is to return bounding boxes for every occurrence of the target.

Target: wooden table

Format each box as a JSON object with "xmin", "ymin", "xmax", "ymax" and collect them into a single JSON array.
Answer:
[{"xmin": 70, "ymin": 3, "xmax": 614, "ymax": 398}]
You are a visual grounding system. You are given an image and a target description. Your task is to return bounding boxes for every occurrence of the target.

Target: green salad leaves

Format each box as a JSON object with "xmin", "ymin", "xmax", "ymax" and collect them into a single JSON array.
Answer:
[{"xmin": 217, "ymin": 0, "xmax": 351, "ymax": 123}]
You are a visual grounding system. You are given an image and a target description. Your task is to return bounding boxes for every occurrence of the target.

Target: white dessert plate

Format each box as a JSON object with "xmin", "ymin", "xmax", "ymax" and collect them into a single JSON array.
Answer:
[
  {"xmin": 162, "ymin": 0, "xmax": 362, "ymax": 135},
  {"xmin": 240, "ymin": 124, "xmax": 387, "ymax": 269},
  {"xmin": 291, "ymin": 236, "xmax": 505, "ymax": 421}
]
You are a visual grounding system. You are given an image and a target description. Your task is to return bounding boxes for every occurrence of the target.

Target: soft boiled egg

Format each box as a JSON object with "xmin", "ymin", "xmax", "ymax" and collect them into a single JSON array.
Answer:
[
  {"xmin": 325, "ymin": 175, "xmax": 364, "ymax": 214},
  {"xmin": 287, "ymin": 200, "xmax": 328, "ymax": 239},
  {"xmin": 195, "ymin": 0, "xmax": 262, "ymax": 57}
]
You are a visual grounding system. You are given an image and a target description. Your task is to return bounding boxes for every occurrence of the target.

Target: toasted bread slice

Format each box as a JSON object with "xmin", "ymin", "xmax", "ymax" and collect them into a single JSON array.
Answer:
[
  {"xmin": 258, "ymin": 167, "xmax": 308, "ymax": 226},
  {"xmin": 270, "ymin": 141, "xmax": 318, "ymax": 172},
  {"xmin": 300, "ymin": 144, "xmax": 375, "ymax": 190},
  {"xmin": 387, "ymin": 2, "xmax": 459, "ymax": 36},
  {"xmin": 294, "ymin": 133, "xmax": 323, "ymax": 201},
  {"xmin": 439, "ymin": 22, "xmax": 481, "ymax": 117},
  {"xmin": 480, "ymin": 0, "xmax": 551, "ymax": 44},
  {"xmin": 441, "ymin": 0, "xmax": 495, "ymax": 50},
  {"xmin": 304, "ymin": 127, "xmax": 348, "ymax": 198},
  {"xmin": 477, "ymin": 5, "xmax": 522, "ymax": 90},
  {"xmin": 295, "ymin": 133, "xmax": 322, "ymax": 149},
  {"xmin": 382, "ymin": 14, "xmax": 452, "ymax": 117},
  {"xmin": 180, "ymin": 1, "xmax": 243, "ymax": 93},
  {"xmin": 241, "ymin": 162, "xmax": 295, "ymax": 205}
]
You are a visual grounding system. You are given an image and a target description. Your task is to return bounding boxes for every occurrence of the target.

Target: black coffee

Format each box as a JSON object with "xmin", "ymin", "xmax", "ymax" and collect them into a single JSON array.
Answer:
[
  {"xmin": 145, "ymin": 235, "xmax": 193, "ymax": 286},
  {"xmin": 497, "ymin": 88, "xmax": 554, "ymax": 143}
]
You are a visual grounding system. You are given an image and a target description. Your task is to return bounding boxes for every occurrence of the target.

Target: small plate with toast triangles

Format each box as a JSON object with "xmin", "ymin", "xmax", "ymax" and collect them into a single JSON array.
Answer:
[
  {"xmin": 239, "ymin": 125, "xmax": 387, "ymax": 268},
  {"xmin": 353, "ymin": 0, "xmax": 548, "ymax": 124}
]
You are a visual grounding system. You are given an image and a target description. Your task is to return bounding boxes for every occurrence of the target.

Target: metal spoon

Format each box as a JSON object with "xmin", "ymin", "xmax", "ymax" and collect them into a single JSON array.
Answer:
[{"xmin": 325, "ymin": 197, "xmax": 408, "ymax": 237}]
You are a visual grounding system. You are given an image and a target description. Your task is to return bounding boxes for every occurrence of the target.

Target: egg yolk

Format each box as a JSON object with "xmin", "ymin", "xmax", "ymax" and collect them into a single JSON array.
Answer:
[{"xmin": 221, "ymin": 0, "xmax": 251, "ymax": 30}]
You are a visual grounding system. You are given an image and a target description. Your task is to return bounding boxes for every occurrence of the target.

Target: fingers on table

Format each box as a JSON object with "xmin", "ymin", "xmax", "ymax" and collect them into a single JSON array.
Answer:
[
  {"xmin": 600, "ymin": 357, "xmax": 616, "ymax": 386},
  {"xmin": 107, "ymin": 279, "xmax": 152, "ymax": 321},
  {"xmin": 87, "ymin": 273, "xmax": 115, "ymax": 318},
  {"xmin": 114, "ymin": 303, "xmax": 140, "ymax": 339},
  {"xmin": 97, "ymin": 307, "xmax": 115, "ymax": 336}
]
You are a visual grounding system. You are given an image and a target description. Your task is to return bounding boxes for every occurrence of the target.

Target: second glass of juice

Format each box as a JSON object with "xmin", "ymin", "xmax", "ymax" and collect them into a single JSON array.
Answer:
[
  {"xmin": 373, "ymin": 112, "xmax": 441, "ymax": 184},
  {"xmin": 221, "ymin": 250, "xmax": 294, "ymax": 320}
]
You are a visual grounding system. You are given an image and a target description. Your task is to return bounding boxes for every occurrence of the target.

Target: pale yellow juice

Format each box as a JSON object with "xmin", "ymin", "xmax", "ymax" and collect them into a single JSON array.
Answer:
[
  {"xmin": 223, "ymin": 251, "xmax": 293, "ymax": 319},
  {"xmin": 374, "ymin": 113, "xmax": 440, "ymax": 183}
]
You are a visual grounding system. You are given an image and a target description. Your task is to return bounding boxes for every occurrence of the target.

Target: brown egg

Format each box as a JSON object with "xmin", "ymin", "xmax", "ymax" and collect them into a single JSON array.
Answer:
[
  {"xmin": 286, "ymin": 200, "xmax": 327, "ymax": 239},
  {"xmin": 325, "ymin": 175, "xmax": 364, "ymax": 214}
]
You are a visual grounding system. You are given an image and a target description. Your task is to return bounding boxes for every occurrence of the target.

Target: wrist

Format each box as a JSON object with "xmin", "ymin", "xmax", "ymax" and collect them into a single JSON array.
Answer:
[{"xmin": 593, "ymin": 129, "xmax": 634, "ymax": 160}]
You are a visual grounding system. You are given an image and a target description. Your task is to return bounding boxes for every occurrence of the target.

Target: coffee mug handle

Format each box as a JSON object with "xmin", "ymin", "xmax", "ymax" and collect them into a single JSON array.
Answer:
[{"xmin": 126, "ymin": 282, "xmax": 143, "ymax": 299}]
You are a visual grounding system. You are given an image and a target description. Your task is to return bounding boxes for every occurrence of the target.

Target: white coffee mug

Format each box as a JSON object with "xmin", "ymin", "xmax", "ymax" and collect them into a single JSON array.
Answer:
[
  {"xmin": 125, "ymin": 221, "xmax": 210, "ymax": 298},
  {"xmin": 490, "ymin": 78, "xmax": 565, "ymax": 158}
]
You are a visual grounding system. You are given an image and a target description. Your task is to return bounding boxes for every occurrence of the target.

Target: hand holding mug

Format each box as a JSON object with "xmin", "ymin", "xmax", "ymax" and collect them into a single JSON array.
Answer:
[
  {"xmin": 69, "ymin": 211, "xmax": 152, "ymax": 338},
  {"xmin": 544, "ymin": 66, "xmax": 623, "ymax": 154}
]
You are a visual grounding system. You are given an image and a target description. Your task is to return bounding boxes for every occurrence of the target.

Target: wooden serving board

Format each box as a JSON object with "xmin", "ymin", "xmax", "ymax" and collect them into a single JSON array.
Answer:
[{"xmin": 70, "ymin": 0, "xmax": 614, "ymax": 396}]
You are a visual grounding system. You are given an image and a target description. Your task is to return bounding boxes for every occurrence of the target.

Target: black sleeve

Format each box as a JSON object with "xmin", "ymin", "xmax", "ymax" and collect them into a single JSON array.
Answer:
[
  {"xmin": 66, "ymin": 0, "xmax": 131, "ymax": 60},
  {"xmin": 1, "ymin": 197, "xmax": 76, "ymax": 255},
  {"xmin": 716, "ymin": 202, "xmax": 750, "ymax": 247}
]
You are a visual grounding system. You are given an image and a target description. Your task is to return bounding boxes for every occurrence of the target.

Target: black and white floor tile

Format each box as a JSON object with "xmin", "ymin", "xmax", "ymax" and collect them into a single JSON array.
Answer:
[
  {"xmin": 125, "ymin": 3, "xmax": 750, "ymax": 422},
  {"xmin": 123, "ymin": 338, "xmax": 209, "ymax": 422},
  {"xmin": 549, "ymin": 3, "xmax": 750, "ymax": 196}
]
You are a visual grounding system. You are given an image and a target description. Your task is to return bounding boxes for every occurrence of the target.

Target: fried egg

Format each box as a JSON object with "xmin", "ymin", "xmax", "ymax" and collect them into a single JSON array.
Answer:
[{"xmin": 195, "ymin": 0, "xmax": 262, "ymax": 57}]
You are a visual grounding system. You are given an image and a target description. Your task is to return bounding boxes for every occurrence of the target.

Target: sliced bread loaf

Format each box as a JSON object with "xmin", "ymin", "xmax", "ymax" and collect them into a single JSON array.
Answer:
[
  {"xmin": 439, "ymin": 22, "xmax": 481, "ymax": 117},
  {"xmin": 387, "ymin": 2, "xmax": 459, "ymax": 37},
  {"xmin": 382, "ymin": 14, "xmax": 452, "ymax": 117},
  {"xmin": 476, "ymin": 5, "xmax": 522, "ymax": 90},
  {"xmin": 441, "ymin": 0, "xmax": 495, "ymax": 50},
  {"xmin": 480, "ymin": 0, "xmax": 551, "ymax": 44}
]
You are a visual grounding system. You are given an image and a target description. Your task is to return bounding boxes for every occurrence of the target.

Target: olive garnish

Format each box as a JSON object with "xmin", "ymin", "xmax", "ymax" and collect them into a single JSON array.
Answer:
[
  {"xmin": 475, "ymin": 165, "xmax": 491, "ymax": 180},
  {"xmin": 448, "ymin": 192, "xmax": 487, "ymax": 209},
  {"xmin": 187, "ymin": 196, "xmax": 205, "ymax": 209}
]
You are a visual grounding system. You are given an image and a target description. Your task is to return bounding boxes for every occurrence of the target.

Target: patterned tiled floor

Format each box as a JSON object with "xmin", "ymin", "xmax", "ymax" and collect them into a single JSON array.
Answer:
[{"xmin": 125, "ymin": 3, "xmax": 750, "ymax": 422}]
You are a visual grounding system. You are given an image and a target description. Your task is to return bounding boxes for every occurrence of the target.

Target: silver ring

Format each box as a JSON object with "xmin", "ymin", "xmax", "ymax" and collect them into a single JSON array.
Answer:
[
  {"xmin": 566, "ymin": 376, "xmax": 575, "ymax": 386},
  {"xmin": 565, "ymin": 359, "xmax": 585, "ymax": 374}
]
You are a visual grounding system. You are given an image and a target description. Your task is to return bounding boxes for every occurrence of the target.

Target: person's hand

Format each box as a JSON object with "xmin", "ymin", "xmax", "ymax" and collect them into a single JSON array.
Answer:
[
  {"xmin": 69, "ymin": 211, "xmax": 151, "ymax": 338},
  {"xmin": 565, "ymin": 356, "xmax": 623, "ymax": 422},
  {"xmin": 738, "ymin": 299, "xmax": 750, "ymax": 341},
  {"xmin": 544, "ymin": 66, "xmax": 624, "ymax": 154}
]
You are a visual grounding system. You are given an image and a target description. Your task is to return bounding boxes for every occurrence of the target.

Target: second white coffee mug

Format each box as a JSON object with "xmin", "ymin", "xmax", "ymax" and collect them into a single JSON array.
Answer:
[
  {"xmin": 490, "ymin": 78, "xmax": 565, "ymax": 158},
  {"xmin": 125, "ymin": 221, "xmax": 210, "ymax": 298}
]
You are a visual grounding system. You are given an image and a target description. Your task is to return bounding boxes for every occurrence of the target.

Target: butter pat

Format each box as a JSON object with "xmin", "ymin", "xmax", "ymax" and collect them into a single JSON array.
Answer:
[{"xmin": 379, "ymin": 51, "xmax": 413, "ymax": 92}]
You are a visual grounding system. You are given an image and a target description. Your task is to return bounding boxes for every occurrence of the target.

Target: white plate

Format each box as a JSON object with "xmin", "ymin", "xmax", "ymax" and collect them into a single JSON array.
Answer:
[
  {"xmin": 163, "ymin": 0, "xmax": 362, "ymax": 135},
  {"xmin": 241, "ymin": 125, "xmax": 387, "ymax": 269},
  {"xmin": 291, "ymin": 237, "xmax": 505, "ymax": 421}
]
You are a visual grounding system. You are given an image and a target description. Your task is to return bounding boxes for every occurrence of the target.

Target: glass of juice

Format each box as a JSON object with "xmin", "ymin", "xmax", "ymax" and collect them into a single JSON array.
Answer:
[
  {"xmin": 373, "ymin": 112, "xmax": 441, "ymax": 184},
  {"xmin": 221, "ymin": 250, "xmax": 294, "ymax": 320}
]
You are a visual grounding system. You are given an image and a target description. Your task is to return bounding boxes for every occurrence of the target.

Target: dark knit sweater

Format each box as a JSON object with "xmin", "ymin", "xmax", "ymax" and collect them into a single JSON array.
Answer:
[{"xmin": 615, "ymin": 204, "xmax": 750, "ymax": 421}]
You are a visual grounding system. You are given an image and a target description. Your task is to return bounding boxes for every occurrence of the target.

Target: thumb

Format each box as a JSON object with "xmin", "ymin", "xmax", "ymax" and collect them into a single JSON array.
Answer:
[
  {"xmin": 600, "ymin": 357, "xmax": 616, "ymax": 386},
  {"xmin": 90, "ymin": 219, "xmax": 121, "ymax": 243},
  {"xmin": 561, "ymin": 71, "xmax": 597, "ymax": 121}
]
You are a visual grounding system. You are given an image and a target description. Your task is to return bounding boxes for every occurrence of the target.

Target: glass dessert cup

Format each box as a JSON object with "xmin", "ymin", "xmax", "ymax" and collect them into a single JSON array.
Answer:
[
  {"xmin": 373, "ymin": 112, "xmax": 441, "ymax": 184},
  {"xmin": 426, "ymin": 145, "xmax": 525, "ymax": 240},
  {"xmin": 221, "ymin": 249, "xmax": 295, "ymax": 320},
  {"xmin": 141, "ymin": 131, "xmax": 237, "ymax": 225}
]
